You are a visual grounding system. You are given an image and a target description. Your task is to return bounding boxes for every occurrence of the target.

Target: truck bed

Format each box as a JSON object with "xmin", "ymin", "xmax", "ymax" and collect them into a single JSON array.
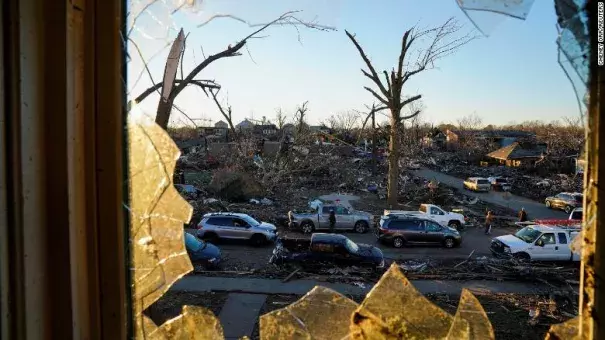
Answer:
[{"xmin": 278, "ymin": 237, "xmax": 311, "ymax": 252}]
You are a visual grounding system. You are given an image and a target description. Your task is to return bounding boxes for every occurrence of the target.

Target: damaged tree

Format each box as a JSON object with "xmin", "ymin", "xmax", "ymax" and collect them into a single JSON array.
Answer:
[
  {"xmin": 295, "ymin": 101, "xmax": 310, "ymax": 140},
  {"xmin": 360, "ymin": 103, "xmax": 387, "ymax": 175},
  {"xmin": 135, "ymin": 11, "xmax": 333, "ymax": 130},
  {"xmin": 346, "ymin": 18, "xmax": 474, "ymax": 206}
]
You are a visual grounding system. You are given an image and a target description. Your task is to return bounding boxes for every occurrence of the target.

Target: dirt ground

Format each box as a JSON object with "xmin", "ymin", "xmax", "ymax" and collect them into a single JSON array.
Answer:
[{"xmin": 147, "ymin": 290, "xmax": 577, "ymax": 340}]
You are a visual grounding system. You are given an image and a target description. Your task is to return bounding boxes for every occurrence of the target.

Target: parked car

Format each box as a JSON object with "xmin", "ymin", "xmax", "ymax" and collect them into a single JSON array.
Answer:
[
  {"xmin": 490, "ymin": 225, "xmax": 581, "ymax": 261},
  {"xmin": 487, "ymin": 176, "xmax": 511, "ymax": 191},
  {"xmin": 545, "ymin": 192, "xmax": 583, "ymax": 214},
  {"xmin": 569, "ymin": 207, "xmax": 583, "ymax": 221},
  {"xmin": 288, "ymin": 202, "xmax": 372, "ymax": 234},
  {"xmin": 184, "ymin": 232, "xmax": 221, "ymax": 268},
  {"xmin": 384, "ymin": 203, "xmax": 466, "ymax": 230},
  {"xmin": 463, "ymin": 177, "xmax": 491, "ymax": 192},
  {"xmin": 197, "ymin": 212, "xmax": 278, "ymax": 246},
  {"xmin": 376, "ymin": 214, "xmax": 462, "ymax": 248},
  {"xmin": 269, "ymin": 233, "xmax": 385, "ymax": 269}
]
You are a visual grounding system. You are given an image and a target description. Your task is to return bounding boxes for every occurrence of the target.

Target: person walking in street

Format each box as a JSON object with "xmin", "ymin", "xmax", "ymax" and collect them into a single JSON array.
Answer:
[
  {"xmin": 518, "ymin": 207, "xmax": 528, "ymax": 222},
  {"xmin": 485, "ymin": 211, "xmax": 494, "ymax": 235},
  {"xmin": 329, "ymin": 209, "xmax": 336, "ymax": 233}
]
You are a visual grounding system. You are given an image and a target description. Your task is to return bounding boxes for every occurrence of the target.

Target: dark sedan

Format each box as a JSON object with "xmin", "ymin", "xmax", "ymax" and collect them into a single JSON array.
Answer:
[{"xmin": 184, "ymin": 232, "xmax": 221, "ymax": 269}]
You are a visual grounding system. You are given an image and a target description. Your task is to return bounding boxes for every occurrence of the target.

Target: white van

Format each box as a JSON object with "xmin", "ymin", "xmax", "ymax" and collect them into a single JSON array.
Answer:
[{"xmin": 490, "ymin": 224, "xmax": 581, "ymax": 261}]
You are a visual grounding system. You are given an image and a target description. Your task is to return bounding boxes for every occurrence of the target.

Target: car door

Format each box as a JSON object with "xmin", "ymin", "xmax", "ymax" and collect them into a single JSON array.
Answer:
[
  {"xmin": 335, "ymin": 206, "xmax": 354, "ymax": 230},
  {"xmin": 423, "ymin": 221, "xmax": 444, "ymax": 244},
  {"xmin": 428, "ymin": 206, "xmax": 447, "ymax": 225},
  {"xmin": 231, "ymin": 217, "xmax": 252, "ymax": 239},
  {"xmin": 212, "ymin": 217, "xmax": 236, "ymax": 238},
  {"xmin": 402, "ymin": 220, "xmax": 425, "ymax": 243},
  {"xmin": 556, "ymin": 232, "xmax": 573, "ymax": 260},
  {"xmin": 553, "ymin": 194, "xmax": 565, "ymax": 209},
  {"xmin": 319, "ymin": 206, "xmax": 332, "ymax": 229},
  {"xmin": 532, "ymin": 233, "xmax": 558, "ymax": 260}
]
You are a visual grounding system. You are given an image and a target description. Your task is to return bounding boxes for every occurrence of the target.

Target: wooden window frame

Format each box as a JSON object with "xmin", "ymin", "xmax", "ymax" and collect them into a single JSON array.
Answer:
[{"xmin": 1, "ymin": 0, "xmax": 129, "ymax": 339}]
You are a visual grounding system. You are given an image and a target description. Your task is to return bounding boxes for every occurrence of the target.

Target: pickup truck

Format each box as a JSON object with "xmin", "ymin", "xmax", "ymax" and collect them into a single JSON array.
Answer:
[
  {"xmin": 490, "ymin": 225, "xmax": 581, "ymax": 261},
  {"xmin": 269, "ymin": 233, "xmax": 385, "ymax": 269},
  {"xmin": 383, "ymin": 204, "xmax": 466, "ymax": 230},
  {"xmin": 288, "ymin": 202, "xmax": 373, "ymax": 234}
]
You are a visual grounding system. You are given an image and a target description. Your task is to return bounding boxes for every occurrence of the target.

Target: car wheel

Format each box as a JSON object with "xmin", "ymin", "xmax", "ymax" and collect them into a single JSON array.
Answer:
[
  {"xmin": 354, "ymin": 221, "xmax": 368, "ymax": 233},
  {"xmin": 250, "ymin": 234, "xmax": 267, "ymax": 247},
  {"xmin": 301, "ymin": 221, "xmax": 314, "ymax": 234},
  {"xmin": 448, "ymin": 221, "xmax": 461, "ymax": 230},
  {"xmin": 393, "ymin": 237, "xmax": 405, "ymax": 248},
  {"xmin": 514, "ymin": 252, "xmax": 530, "ymax": 261},
  {"xmin": 443, "ymin": 237, "xmax": 455, "ymax": 248},
  {"xmin": 545, "ymin": 201, "xmax": 551, "ymax": 208},
  {"xmin": 565, "ymin": 205, "xmax": 572, "ymax": 214}
]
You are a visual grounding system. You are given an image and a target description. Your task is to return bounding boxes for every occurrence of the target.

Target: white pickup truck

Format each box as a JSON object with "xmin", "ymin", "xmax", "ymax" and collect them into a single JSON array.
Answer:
[
  {"xmin": 384, "ymin": 204, "xmax": 466, "ymax": 230},
  {"xmin": 490, "ymin": 225, "xmax": 581, "ymax": 261}
]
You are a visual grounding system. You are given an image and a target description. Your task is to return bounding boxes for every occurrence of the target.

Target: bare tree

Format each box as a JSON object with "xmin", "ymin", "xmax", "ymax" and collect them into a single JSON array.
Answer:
[
  {"xmin": 135, "ymin": 11, "xmax": 334, "ymax": 130},
  {"xmin": 274, "ymin": 108, "xmax": 288, "ymax": 129},
  {"xmin": 359, "ymin": 103, "xmax": 388, "ymax": 174},
  {"xmin": 328, "ymin": 110, "xmax": 362, "ymax": 133},
  {"xmin": 209, "ymin": 88, "xmax": 238, "ymax": 142},
  {"xmin": 295, "ymin": 101, "xmax": 309, "ymax": 136},
  {"xmin": 457, "ymin": 113, "xmax": 484, "ymax": 131},
  {"xmin": 346, "ymin": 18, "xmax": 474, "ymax": 206}
]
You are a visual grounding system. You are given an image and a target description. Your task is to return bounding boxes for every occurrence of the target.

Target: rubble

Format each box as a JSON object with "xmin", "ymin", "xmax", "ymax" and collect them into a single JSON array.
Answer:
[{"xmin": 420, "ymin": 151, "xmax": 582, "ymax": 201}]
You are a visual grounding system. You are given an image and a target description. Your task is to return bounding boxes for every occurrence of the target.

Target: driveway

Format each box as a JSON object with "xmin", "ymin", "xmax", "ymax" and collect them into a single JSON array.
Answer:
[{"xmin": 412, "ymin": 168, "xmax": 568, "ymax": 220}]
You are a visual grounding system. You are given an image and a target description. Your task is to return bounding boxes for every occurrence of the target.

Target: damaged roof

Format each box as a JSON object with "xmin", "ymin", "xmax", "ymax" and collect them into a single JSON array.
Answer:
[{"xmin": 487, "ymin": 142, "xmax": 545, "ymax": 160}]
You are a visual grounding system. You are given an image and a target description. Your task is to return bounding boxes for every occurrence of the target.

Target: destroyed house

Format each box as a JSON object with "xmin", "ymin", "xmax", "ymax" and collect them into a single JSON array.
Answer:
[
  {"xmin": 175, "ymin": 138, "xmax": 206, "ymax": 155},
  {"xmin": 252, "ymin": 124, "xmax": 278, "ymax": 137},
  {"xmin": 446, "ymin": 129, "xmax": 536, "ymax": 148},
  {"xmin": 486, "ymin": 142, "xmax": 546, "ymax": 167},
  {"xmin": 421, "ymin": 129, "xmax": 446, "ymax": 148}
]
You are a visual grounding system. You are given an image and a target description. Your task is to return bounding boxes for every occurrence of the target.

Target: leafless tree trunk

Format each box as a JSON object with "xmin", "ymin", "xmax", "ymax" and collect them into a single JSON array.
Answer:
[
  {"xmin": 346, "ymin": 18, "xmax": 474, "ymax": 206},
  {"xmin": 134, "ymin": 11, "xmax": 334, "ymax": 130},
  {"xmin": 360, "ymin": 104, "xmax": 387, "ymax": 175},
  {"xmin": 209, "ymin": 88, "xmax": 238, "ymax": 143},
  {"xmin": 275, "ymin": 108, "xmax": 288, "ymax": 129},
  {"xmin": 295, "ymin": 101, "xmax": 309, "ymax": 138}
]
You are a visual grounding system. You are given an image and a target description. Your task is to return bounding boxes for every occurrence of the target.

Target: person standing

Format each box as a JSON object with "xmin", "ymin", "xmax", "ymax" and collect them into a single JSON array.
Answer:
[
  {"xmin": 485, "ymin": 211, "xmax": 494, "ymax": 235},
  {"xmin": 329, "ymin": 209, "xmax": 336, "ymax": 233},
  {"xmin": 518, "ymin": 207, "xmax": 528, "ymax": 222}
]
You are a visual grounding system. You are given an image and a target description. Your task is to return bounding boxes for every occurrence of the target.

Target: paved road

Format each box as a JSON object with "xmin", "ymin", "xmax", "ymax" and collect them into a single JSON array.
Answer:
[
  {"xmin": 172, "ymin": 274, "xmax": 574, "ymax": 296},
  {"xmin": 413, "ymin": 168, "xmax": 568, "ymax": 220}
]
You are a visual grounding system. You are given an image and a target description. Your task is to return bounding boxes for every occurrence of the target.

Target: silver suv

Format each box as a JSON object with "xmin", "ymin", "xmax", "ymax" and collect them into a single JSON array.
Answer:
[{"xmin": 197, "ymin": 212, "xmax": 278, "ymax": 246}]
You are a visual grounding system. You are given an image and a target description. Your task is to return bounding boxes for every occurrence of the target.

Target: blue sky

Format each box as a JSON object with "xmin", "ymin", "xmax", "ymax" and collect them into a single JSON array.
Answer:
[{"xmin": 128, "ymin": 0, "xmax": 579, "ymax": 127}]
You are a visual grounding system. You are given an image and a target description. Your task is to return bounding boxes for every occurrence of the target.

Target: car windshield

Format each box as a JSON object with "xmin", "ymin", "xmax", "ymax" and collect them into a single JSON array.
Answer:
[
  {"xmin": 514, "ymin": 227, "xmax": 542, "ymax": 243},
  {"xmin": 345, "ymin": 238, "xmax": 359, "ymax": 253},
  {"xmin": 244, "ymin": 215, "xmax": 261, "ymax": 227},
  {"xmin": 573, "ymin": 195, "xmax": 583, "ymax": 203},
  {"xmin": 184, "ymin": 233, "xmax": 206, "ymax": 251},
  {"xmin": 477, "ymin": 179, "xmax": 490, "ymax": 185},
  {"xmin": 495, "ymin": 178, "xmax": 507, "ymax": 183}
]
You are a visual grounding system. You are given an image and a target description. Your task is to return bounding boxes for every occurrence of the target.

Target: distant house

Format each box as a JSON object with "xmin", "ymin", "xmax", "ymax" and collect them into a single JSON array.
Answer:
[
  {"xmin": 253, "ymin": 124, "xmax": 278, "ymax": 138},
  {"xmin": 446, "ymin": 129, "xmax": 536, "ymax": 149},
  {"xmin": 236, "ymin": 119, "xmax": 255, "ymax": 131},
  {"xmin": 281, "ymin": 123, "xmax": 295, "ymax": 135},
  {"xmin": 309, "ymin": 125, "xmax": 330, "ymax": 135},
  {"xmin": 486, "ymin": 142, "xmax": 546, "ymax": 167},
  {"xmin": 215, "ymin": 120, "xmax": 228, "ymax": 129},
  {"xmin": 421, "ymin": 129, "xmax": 446, "ymax": 148}
]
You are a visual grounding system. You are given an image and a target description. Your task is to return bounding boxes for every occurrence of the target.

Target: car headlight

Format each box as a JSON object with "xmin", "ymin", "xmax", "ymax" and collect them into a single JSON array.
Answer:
[{"xmin": 208, "ymin": 257, "xmax": 217, "ymax": 263}]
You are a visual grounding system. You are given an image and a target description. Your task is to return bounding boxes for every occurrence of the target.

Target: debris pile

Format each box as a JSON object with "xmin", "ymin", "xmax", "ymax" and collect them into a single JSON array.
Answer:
[{"xmin": 421, "ymin": 152, "xmax": 582, "ymax": 200}]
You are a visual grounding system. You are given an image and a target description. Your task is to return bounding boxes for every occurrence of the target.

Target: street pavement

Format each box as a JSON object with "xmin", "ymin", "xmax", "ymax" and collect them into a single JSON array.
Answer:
[
  {"xmin": 173, "ymin": 274, "xmax": 573, "ymax": 296},
  {"xmin": 413, "ymin": 168, "xmax": 568, "ymax": 220}
]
